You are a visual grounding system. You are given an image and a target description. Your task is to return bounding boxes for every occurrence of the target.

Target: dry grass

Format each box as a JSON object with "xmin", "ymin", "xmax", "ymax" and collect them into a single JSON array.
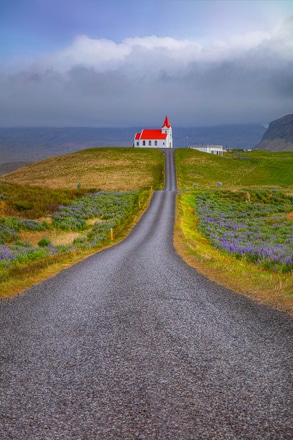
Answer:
[
  {"xmin": 19, "ymin": 230, "xmax": 80, "ymax": 246},
  {"xmin": 0, "ymin": 200, "xmax": 7, "ymax": 216},
  {"xmin": 0, "ymin": 253, "xmax": 95, "ymax": 297},
  {"xmin": 2, "ymin": 148, "xmax": 165, "ymax": 191}
]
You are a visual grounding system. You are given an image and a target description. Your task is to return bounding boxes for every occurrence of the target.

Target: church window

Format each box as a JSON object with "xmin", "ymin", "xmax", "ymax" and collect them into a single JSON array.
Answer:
[
  {"xmin": 149, "ymin": 140, "xmax": 152, "ymax": 146},
  {"xmin": 154, "ymin": 140, "xmax": 157, "ymax": 146},
  {"xmin": 143, "ymin": 140, "xmax": 146, "ymax": 146}
]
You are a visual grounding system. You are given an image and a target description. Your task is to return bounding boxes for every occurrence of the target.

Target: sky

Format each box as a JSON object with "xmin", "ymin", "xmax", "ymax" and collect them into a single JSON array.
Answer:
[{"xmin": 0, "ymin": 0, "xmax": 293, "ymax": 127}]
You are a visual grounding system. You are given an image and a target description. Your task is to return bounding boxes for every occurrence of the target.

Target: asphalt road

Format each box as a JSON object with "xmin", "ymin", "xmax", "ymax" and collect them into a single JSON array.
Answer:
[{"xmin": 1, "ymin": 150, "xmax": 292, "ymax": 439}]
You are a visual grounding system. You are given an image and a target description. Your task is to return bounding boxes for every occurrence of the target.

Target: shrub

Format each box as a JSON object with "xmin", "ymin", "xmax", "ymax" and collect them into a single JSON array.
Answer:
[{"xmin": 38, "ymin": 237, "xmax": 51, "ymax": 247}]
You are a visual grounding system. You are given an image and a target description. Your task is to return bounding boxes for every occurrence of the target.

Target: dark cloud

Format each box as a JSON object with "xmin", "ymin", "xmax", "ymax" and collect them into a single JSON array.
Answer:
[
  {"xmin": 270, "ymin": 70, "xmax": 293, "ymax": 97},
  {"xmin": 67, "ymin": 66, "xmax": 129, "ymax": 97},
  {"xmin": 0, "ymin": 32, "xmax": 292, "ymax": 127}
]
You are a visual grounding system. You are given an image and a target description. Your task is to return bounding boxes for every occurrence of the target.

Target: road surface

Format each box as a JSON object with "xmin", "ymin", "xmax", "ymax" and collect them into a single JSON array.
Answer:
[{"xmin": 1, "ymin": 150, "xmax": 292, "ymax": 439}]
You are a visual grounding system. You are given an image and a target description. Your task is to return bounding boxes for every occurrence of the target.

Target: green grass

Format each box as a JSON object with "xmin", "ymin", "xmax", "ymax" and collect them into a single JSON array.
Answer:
[
  {"xmin": 238, "ymin": 151, "xmax": 293, "ymax": 186},
  {"xmin": 174, "ymin": 149, "xmax": 293, "ymax": 314},
  {"xmin": 175, "ymin": 149, "xmax": 293, "ymax": 189}
]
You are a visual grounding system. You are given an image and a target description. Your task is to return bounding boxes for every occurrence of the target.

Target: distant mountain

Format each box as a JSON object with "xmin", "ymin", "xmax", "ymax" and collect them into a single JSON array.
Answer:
[
  {"xmin": 254, "ymin": 114, "xmax": 293, "ymax": 151},
  {"xmin": 0, "ymin": 162, "xmax": 32, "ymax": 175},
  {"xmin": 0, "ymin": 125, "xmax": 266, "ymax": 168},
  {"xmin": 0, "ymin": 127, "xmax": 134, "ymax": 166}
]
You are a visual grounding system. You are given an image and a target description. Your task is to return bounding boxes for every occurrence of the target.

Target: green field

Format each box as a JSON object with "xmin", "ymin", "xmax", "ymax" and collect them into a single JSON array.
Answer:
[
  {"xmin": 175, "ymin": 149, "xmax": 293, "ymax": 189},
  {"xmin": 174, "ymin": 149, "xmax": 293, "ymax": 314}
]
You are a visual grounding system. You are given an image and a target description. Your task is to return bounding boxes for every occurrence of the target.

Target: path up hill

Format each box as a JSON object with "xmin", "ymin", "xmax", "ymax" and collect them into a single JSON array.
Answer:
[{"xmin": 254, "ymin": 114, "xmax": 293, "ymax": 151}]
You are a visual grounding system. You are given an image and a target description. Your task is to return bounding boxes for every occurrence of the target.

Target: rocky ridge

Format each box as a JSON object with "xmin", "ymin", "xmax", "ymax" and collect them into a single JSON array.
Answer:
[{"xmin": 255, "ymin": 114, "xmax": 293, "ymax": 151}]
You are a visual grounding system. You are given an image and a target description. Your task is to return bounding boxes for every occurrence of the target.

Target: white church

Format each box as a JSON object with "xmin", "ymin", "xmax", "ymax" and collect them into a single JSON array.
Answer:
[{"xmin": 134, "ymin": 116, "xmax": 173, "ymax": 149}]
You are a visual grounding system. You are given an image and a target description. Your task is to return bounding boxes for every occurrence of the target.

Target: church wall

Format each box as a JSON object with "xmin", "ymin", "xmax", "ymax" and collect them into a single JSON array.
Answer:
[{"xmin": 134, "ymin": 139, "xmax": 166, "ymax": 148}]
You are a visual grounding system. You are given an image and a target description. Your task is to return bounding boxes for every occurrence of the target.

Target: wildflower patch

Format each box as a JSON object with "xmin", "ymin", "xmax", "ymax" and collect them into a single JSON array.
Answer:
[
  {"xmin": 194, "ymin": 190, "xmax": 293, "ymax": 273},
  {"xmin": 0, "ymin": 191, "xmax": 144, "ymax": 272}
]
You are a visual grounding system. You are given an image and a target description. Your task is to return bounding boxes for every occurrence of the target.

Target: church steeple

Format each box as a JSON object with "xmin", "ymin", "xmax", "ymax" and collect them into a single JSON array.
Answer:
[
  {"xmin": 162, "ymin": 116, "xmax": 171, "ymax": 128},
  {"xmin": 161, "ymin": 116, "xmax": 173, "ymax": 148}
]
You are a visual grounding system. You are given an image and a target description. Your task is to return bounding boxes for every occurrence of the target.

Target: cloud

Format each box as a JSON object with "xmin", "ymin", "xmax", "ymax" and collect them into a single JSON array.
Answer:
[
  {"xmin": 47, "ymin": 36, "xmax": 131, "ymax": 72},
  {"xmin": 33, "ymin": 31, "xmax": 282, "ymax": 73},
  {"xmin": 1, "ymin": 23, "xmax": 293, "ymax": 127}
]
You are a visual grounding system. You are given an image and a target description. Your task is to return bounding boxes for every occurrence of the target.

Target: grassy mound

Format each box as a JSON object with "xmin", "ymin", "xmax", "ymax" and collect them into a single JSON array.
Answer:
[{"xmin": 1, "ymin": 147, "xmax": 165, "ymax": 191}]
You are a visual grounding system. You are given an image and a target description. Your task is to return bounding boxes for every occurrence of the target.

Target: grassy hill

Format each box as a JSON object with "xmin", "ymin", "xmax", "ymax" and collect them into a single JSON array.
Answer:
[
  {"xmin": 175, "ymin": 149, "xmax": 293, "ymax": 189},
  {"xmin": 1, "ymin": 147, "xmax": 165, "ymax": 191}
]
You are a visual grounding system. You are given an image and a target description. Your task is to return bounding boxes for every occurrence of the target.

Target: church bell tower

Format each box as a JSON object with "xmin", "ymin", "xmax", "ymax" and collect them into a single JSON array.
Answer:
[{"xmin": 161, "ymin": 116, "xmax": 173, "ymax": 148}]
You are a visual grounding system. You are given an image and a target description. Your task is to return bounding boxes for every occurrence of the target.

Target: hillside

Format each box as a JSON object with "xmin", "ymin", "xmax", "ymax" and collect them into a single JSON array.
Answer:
[
  {"xmin": 0, "ymin": 148, "xmax": 165, "ymax": 191},
  {"xmin": 254, "ymin": 114, "xmax": 293, "ymax": 151},
  {"xmin": 0, "ymin": 127, "xmax": 134, "ymax": 169},
  {"xmin": 0, "ymin": 161, "xmax": 31, "ymax": 175},
  {"xmin": 175, "ymin": 149, "xmax": 293, "ymax": 189}
]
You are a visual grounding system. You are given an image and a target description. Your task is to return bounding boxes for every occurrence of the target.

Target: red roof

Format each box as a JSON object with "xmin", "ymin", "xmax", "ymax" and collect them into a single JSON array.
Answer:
[
  {"xmin": 135, "ymin": 133, "xmax": 141, "ymax": 140},
  {"xmin": 162, "ymin": 116, "xmax": 171, "ymax": 128},
  {"xmin": 138, "ymin": 129, "xmax": 167, "ymax": 140}
]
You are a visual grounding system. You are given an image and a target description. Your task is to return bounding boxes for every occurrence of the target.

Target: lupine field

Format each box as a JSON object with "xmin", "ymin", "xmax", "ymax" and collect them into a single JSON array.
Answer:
[
  {"xmin": 194, "ymin": 189, "xmax": 293, "ymax": 273},
  {"xmin": 0, "ymin": 190, "xmax": 143, "ymax": 272},
  {"xmin": 0, "ymin": 148, "xmax": 165, "ymax": 295}
]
